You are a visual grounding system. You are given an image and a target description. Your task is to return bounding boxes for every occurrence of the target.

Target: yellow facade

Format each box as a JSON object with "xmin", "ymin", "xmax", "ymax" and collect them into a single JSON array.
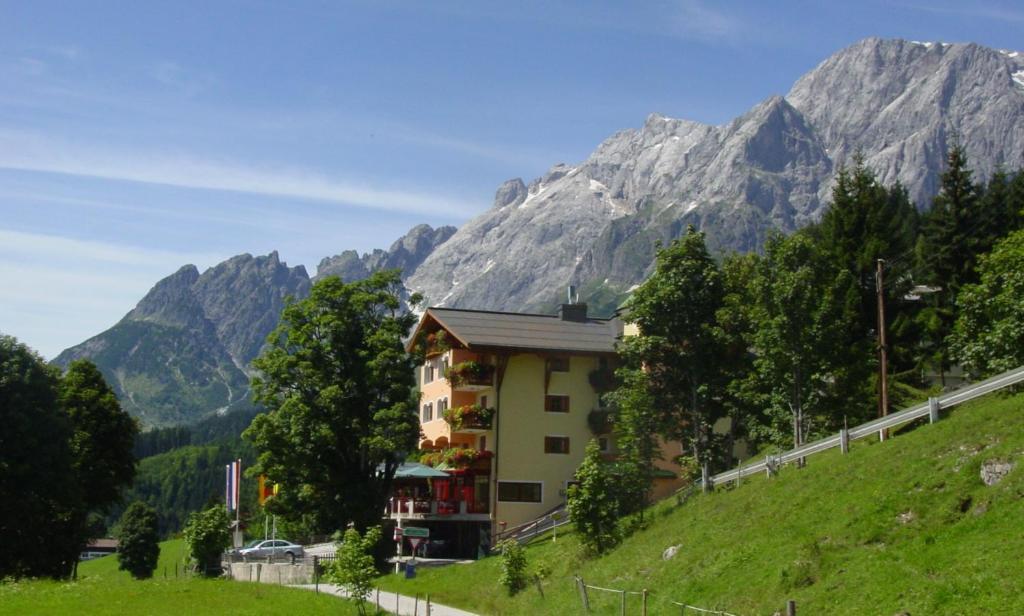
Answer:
[{"xmin": 490, "ymin": 353, "xmax": 606, "ymax": 528}]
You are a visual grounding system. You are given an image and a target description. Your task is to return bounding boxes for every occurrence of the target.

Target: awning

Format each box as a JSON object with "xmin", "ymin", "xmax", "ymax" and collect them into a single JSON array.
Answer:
[{"xmin": 390, "ymin": 462, "xmax": 451, "ymax": 478}]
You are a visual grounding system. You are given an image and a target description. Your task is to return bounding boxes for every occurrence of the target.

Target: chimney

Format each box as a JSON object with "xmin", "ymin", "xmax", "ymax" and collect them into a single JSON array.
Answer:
[{"xmin": 558, "ymin": 303, "xmax": 588, "ymax": 322}]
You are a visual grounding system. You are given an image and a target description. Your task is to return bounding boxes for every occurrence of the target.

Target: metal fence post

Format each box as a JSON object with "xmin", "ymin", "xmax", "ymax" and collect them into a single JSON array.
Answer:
[
  {"xmin": 620, "ymin": 589, "xmax": 626, "ymax": 615},
  {"xmin": 928, "ymin": 396, "xmax": 941, "ymax": 424},
  {"xmin": 642, "ymin": 588, "xmax": 648, "ymax": 616},
  {"xmin": 577, "ymin": 577, "xmax": 591, "ymax": 612},
  {"xmin": 701, "ymin": 464, "xmax": 711, "ymax": 493},
  {"xmin": 313, "ymin": 556, "xmax": 319, "ymax": 593},
  {"xmin": 840, "ymin": 428, "xmax": 849, "ymax": 454},
  {"xmin": 786, "ymin": 599, "xmax": 797, "ymax": 615}
]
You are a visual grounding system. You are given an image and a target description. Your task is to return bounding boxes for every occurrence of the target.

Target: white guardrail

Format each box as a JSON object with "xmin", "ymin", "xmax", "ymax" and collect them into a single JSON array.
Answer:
[{"xmin": 704, "ymin": 364, "xmax": 1024, "ymax": 488}]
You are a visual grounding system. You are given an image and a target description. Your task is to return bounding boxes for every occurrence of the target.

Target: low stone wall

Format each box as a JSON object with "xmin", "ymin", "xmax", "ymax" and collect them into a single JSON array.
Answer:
[{"xmin": 225, "ymin": 562, "xmax": 316, "ymax": 585}]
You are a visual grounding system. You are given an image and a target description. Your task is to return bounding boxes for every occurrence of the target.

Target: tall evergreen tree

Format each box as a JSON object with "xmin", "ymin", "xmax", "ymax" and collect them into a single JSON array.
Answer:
[
  {"xmin": 919, "ymin": 144, "xmax": 981, "ymax": 383},
  {"xmin": 816, "ymin": 158, "xmax": 919, "ymax": 401}
]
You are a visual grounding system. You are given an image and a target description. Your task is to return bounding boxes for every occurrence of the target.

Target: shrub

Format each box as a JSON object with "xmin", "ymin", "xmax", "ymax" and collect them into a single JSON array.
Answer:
[
  {"xmin": 182, "ymin": 505, "xmax": 230, "ymax": 576},
  {"xmin": 327, "ymin": 526, "xmax": 381, "ymax": 614},
  {"xmin": 497, "ymin": 539, "xmax": 527, "ymax": 595},
  {"xmin": 567, "ymin": 439, "xmax": 621, "ymax": 555},
  {"xmin": 116, "ymin": 501, "xmax": 160, "ymax": 579}
]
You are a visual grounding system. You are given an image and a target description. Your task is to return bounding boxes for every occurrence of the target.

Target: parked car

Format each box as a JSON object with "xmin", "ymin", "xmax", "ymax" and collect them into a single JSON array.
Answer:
[{"xmin": 236, "ymin": 539, "xmax": 305, "ymax": 562}]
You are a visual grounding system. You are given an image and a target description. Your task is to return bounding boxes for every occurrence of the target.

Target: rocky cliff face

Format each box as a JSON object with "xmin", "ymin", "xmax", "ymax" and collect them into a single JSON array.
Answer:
[
  {"xmin": 53, "ymin": 255, "xmax": 309, "ymax": 427},
  {"xmin": 787, "ymin": 38, "xmax": 1024, "ymax": 206},
  {"xmin": 408, "ymin": 38, "xmax": 1024, "ymax": 314},
  {"xmin": 315, "ymin": 224, "xmax": 456, "ymax": 282},
  {"xmin": 54, "ymin": 225, "xmax": 452, "ymax": 427}
]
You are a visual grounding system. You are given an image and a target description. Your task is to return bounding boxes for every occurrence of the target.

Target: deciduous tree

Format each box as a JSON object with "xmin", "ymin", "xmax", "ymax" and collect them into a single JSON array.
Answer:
[
  {"xmin": 116, "ymin": 501, "xmax": 160, "ymax": 579},
  {"xmin": 622, "ymin": 226, "xmax": 727, "ymax": 465},
  {"xmin": 244, "ymin": 270, "xmax": 421, "ymax": 534},
  {"xmin": 182, "ymin": 504, "xmax": 231, "ymax": 576},
  {"xmin": 567, "ymin": 439, "xmax": 621, "ymax": 555},
  {"xmin": 949, "ymin": 230, "xmax": 1024, "ymax": 378},
  {"xmin": 0, "ymin": 335, "xmax": 78, "ymax": 578}
]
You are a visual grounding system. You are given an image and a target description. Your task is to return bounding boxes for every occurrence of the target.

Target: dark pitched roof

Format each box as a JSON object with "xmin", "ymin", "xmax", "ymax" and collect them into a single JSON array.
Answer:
[{"xmin": 415, "ymin": 306, "xmax": 622, "ymax": 355}]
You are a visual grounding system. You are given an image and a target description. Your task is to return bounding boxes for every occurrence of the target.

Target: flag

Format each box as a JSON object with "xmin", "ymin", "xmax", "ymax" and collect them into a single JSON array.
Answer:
[
  {"xmin": 225, "ymin": 459, "xmax": 241, "ymax": 512},
  {"xmin": 257, "ymin": 475, "xmax": 279, "ymax": 506}
]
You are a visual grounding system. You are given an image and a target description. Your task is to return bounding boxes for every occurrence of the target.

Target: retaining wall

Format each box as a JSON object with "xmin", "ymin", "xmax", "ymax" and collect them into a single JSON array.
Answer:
[{"xmin": 225, "ymin": 562, "xmax": 315, "ymax": 585}]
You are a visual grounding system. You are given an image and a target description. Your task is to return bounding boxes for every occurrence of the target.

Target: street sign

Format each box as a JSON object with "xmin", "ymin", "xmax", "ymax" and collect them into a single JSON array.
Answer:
[
  {"xmin": 403, "ymin": 526, "xmax": 429, "ymax": 538},
  {"xmin": 408, "ymin": 537, "xmax": 424, "ymax": 554},
  {"xmin": 393, "ymin": 527, "xmax": 403, "ymax": 542}
]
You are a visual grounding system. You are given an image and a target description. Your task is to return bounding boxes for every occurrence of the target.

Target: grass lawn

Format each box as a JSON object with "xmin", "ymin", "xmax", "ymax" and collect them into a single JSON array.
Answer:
[
  {"xmin": 377, "ymin": 390, "xmax": 1024, "ymax": 615},
  {"xmin": 0, "ymin": 539, "xmax": 358, "ymax": 615}
]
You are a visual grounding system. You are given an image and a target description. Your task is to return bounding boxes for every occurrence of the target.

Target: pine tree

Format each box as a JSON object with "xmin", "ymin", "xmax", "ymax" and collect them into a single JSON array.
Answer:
[{"xmin": 919, "ymin": 144, "xmax": 980, "ymax": 384}]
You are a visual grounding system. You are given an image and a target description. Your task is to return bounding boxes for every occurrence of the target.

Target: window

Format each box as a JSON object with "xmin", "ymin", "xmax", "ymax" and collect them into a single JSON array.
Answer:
[
  {"xmin": 544, "ymin": 436, "xmax": 570, "ymax": 454},
  {"xmin": 425, "ymin": 362, "xmax": 435, "ymax": 383},
  {"xmin": 422, "ymin": 403, "xmax": 433, "ymax": 423},
  {"xmin": 545, "ymin": 395, "xmax": 570, "ymax": 413},
  {"xmin": 546, "ymin": 356, "xmax": 570, "ymax": 372},
  {"xmin": 598, "ymin": 437, "xmax": 610, "ymax": 453},
  {"xmin": 498, "ymin": 481, "xmax": 543, "ymax": 503},
  {"xmin": 438, "ymin": 397, "xmax": 448, "ymax": 415},
  {"xmin": 441, "ymin": 356, "xmax": 450, "ymax": 376},
  {"xmin": 479, "ymin": 435, "xmax": 487, "ymax": 451},
  {"xmin": 479, "ymin": 395, "xmax": 488, "ymax": 408}
]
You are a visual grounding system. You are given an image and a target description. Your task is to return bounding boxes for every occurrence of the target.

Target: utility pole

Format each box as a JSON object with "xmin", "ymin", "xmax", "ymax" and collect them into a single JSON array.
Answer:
[{"xmin": 876, "ymin": 259, "xmax": 889, "ymax": 440}]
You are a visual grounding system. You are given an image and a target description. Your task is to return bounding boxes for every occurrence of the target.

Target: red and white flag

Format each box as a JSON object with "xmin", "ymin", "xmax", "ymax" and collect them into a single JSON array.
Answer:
[{"xmin": 225, "ymin": 459, "xmax": 241, "ymax": 512}]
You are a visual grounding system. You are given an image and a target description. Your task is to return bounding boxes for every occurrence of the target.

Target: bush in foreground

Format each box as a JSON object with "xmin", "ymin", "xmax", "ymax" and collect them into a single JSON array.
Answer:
[
  {"xmin": 328, "ymin": 526, "xmax": 381, "ymax": 614},
  {"xmin": 182, "ymin": 505, "xmax": 230, "ymax": 576}
]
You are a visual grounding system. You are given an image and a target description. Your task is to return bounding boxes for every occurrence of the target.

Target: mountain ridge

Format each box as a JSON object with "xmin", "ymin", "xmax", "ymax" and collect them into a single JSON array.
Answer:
[{"xmin": 55, "ymin": 37, "xmax": 1024, "ymax": 426}]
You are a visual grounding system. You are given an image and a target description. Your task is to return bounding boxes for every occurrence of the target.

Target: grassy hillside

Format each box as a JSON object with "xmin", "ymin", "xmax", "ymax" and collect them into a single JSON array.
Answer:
[
  {"xmin": 378, "ymin": 390, "xmax": 1024, "ymax": 615},
  {"xmin": 0, "ymin": 539, "xmax": 355, "ymax": 615}
]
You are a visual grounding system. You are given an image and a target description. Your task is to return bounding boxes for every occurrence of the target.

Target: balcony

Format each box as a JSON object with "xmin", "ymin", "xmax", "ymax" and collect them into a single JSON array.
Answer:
[
  {"xmin": 420, "ymin": 447, "xmax": 493, "ymax": 470},
  {"xmin": 445, "ymin": 361, "xmax": 495, "ymax": 391},
  {"xmin": 443, "ymin": 404, "xmax": 495, "ymax": 433},
  {"xmin": 423, "ymin": 330, "xmax": 453, "ymax": 358},
  {"xmin": 385, "ymin": 496, "xmax": 490, "ymax": 520},
  {"xmin": 588, "ymin": 409, "xmax": 616, "ymax": 435}
]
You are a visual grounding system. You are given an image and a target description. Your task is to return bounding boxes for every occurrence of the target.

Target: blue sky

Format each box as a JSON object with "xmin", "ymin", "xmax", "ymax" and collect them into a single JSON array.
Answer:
[{"xmin": 2, "ymin": 1, "xmax": 1022, "ymax": 358}]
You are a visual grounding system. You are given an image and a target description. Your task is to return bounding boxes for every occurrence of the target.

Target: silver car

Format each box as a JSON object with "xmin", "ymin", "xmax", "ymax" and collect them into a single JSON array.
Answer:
[{"xmin": 237, "ymin": 539, "xmax": 305, "ymax": 562}]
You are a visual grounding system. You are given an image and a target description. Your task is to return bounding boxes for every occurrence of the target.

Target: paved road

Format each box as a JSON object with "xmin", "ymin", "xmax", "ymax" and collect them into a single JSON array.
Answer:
[{"xmin": 296, "ymin": 583, "xmax": 480, "ymax": 616}]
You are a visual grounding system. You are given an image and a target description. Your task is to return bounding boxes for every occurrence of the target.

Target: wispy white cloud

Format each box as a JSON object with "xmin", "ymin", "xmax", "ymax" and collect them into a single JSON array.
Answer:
[
  {"xmin": 667, "ymin": 0, "xmax": 744, "ymax": 42},
  {"xmin": 0, "ymin": 130, "xmax": 482, "ymax": 218},
  {"xmin": 152, "ymin": 60, "xmax": 218, "ymax": 96},
  {"xmin": 0, "ymin": 228, "xmax": 230, "ymax": 358},
  {"xmin": 0, "ymin": 228, "xmax": 225, "ymax": 269},
  {"xmin": 903, "ymin": 2, "xmax": 1024, "ymax": 23}
]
